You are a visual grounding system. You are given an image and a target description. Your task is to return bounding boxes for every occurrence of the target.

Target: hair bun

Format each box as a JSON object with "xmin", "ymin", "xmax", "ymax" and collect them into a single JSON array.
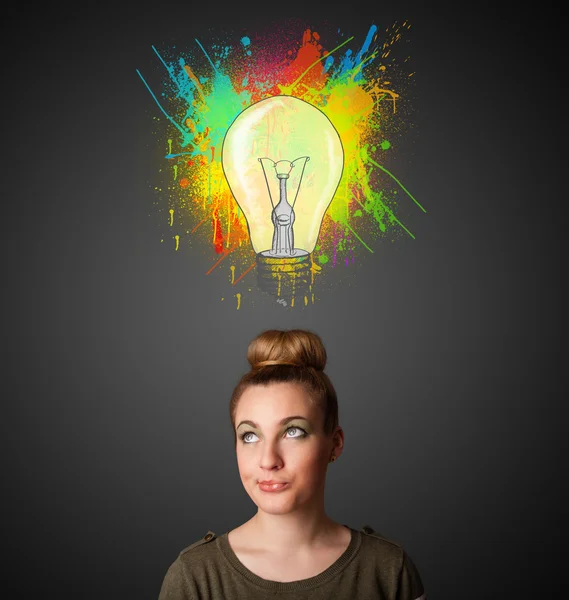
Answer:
[{"xmin": 247, "ymin": 329, "xmax": 327, "ymax": 372}]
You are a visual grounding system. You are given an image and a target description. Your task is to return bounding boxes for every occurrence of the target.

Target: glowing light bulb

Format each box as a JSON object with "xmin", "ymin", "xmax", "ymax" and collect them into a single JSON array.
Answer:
[{"xmin": 222, "ymin": 95, "xmax": 344, "ymax": 301}]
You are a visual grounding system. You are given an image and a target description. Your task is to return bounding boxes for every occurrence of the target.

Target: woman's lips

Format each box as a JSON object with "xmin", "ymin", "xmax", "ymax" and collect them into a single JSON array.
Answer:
[{"xmin": 258, "ymin": 482, "xmax": 289, "ymax": 492}]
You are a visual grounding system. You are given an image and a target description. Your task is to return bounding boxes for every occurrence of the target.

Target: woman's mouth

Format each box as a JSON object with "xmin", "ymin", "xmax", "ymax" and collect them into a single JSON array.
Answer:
[{"xmin": 258, "ymin": 482, "xmax": 289, "ymax": 492}]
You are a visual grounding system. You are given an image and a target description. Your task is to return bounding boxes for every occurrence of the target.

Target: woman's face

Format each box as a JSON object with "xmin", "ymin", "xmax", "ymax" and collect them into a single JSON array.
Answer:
[{"xmin": 234, "ymin": 381, "xmax": 341, "ymax": 515}]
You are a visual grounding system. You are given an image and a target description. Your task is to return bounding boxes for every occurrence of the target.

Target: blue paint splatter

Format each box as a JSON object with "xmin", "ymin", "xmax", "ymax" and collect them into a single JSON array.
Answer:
[{"xmin": 332, "ymin": 24, "xmax": 379, "ymax": 82}]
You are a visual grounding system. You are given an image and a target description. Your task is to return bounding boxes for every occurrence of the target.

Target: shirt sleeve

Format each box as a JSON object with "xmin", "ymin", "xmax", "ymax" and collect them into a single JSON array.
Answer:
[
  {"xmin": 158, "ymin": 558, "xmax": 191, "ymax": 600},
  {"xmin": 396, "ymin": 551, "xmax": 426, "ymax": 600}
]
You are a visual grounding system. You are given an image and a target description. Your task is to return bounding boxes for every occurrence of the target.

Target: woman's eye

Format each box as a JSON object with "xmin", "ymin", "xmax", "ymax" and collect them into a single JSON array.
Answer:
[{"xmin": 241, "ymin": 426, "xmax": 306, "ymax": 444}]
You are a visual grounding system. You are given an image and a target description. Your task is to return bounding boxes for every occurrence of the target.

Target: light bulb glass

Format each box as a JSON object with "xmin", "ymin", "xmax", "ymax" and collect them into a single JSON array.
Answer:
[{"xmin": 221, "ymin": 95, "xmax": 344, "ymax": 256}]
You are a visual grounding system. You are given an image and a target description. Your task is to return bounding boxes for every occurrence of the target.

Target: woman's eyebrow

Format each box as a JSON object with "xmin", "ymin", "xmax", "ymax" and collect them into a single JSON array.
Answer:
[{"xmin": 236, "ymin": 415, "xmax": 309, "ymax": 430}]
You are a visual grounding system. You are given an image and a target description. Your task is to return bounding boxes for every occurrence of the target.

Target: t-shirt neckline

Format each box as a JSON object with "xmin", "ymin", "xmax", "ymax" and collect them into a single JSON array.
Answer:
[{"xmin": 217, "ymin": 524, "xmax": 361, "ymax": 592}]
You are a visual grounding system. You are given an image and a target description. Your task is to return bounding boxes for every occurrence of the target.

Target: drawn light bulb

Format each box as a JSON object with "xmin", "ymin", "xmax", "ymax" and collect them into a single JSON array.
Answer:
[{"xmin": 221, "ymin": 95, "xmax": 344, "ymax": 301}]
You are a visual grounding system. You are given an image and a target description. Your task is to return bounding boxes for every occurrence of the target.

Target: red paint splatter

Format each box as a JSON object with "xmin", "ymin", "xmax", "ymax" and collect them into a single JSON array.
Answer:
[
  {"xmin": 279, "ymin": 29, "xmax": 329, "ymax": 94},
  {"xmin": 212, "ymin": 206, "xmax": 224, "ymax": 254},
  {"xmin": 233, "ymin": 28, "xmax": 330, "ymax": 103}
]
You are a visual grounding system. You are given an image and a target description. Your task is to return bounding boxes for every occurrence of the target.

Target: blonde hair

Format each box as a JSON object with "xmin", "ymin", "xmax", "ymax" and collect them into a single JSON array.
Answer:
[{"xmin": 229, "ymin": 329, "xmax": 339, "ymax": 445}]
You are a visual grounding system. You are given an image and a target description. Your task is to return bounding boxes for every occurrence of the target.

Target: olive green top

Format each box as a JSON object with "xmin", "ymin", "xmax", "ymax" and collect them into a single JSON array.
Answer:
[{"xmin": 158, "ymin": 525, "xmax": 426, "ymax": 599}]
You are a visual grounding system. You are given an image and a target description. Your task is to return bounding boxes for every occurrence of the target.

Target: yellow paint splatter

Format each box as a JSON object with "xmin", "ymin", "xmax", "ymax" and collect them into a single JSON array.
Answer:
[
  {"xmin": 173, "ymin": 165, "xmax": 178, "ymax": 180},
  {"xmin": 236, "ymin": 293, "xmax": 241, "ymax": 309},
  {"xmin": 169, "ymin": 209, "xmax": 174, "ymax": 226},
  {"xmin": 174, "ymin": 235, "xmax": 180, "ymax": 251},
  {"xmin": 167, "ymin": 139, "xmax": 172, "ymax": 154},
  {"xmin": 230, "ymin": 265, "xmax": 235, "ymax": 284}
]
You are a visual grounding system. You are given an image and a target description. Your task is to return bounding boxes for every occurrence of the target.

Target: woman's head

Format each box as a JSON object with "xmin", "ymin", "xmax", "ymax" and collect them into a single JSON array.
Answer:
[
  {"xmin": 229, "ymin": 329, "xmax": 344, "ymax": 516},
  {"xmin": 229, "ymin": 329, "xmax": 340, "ymax": 445}
]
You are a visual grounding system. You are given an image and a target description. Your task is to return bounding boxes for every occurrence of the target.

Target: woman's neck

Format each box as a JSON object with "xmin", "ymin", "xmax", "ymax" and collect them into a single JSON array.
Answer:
[{"xmin": 244, "ymin": 512, "xmax": 343, "ymax": 556}]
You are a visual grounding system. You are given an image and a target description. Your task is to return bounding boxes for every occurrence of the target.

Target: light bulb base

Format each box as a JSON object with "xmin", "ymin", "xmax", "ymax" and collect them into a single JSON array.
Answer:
[{"xmin": 256, "ymin": 250, "xmax": 315, "ymax": 303}]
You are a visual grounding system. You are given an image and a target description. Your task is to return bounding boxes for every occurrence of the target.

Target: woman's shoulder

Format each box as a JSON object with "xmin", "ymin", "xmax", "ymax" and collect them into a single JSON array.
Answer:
[
  {"xmin": 158, "ymin": 531, "xmax": 220, "ymax": 600},
  {"xmin": 359, "ymin": 524, "xmax": 405, "ymax": 551},
  {"xmin": 359, "ymin": 525, "xmax": 426, "ymax": 599},
  {"xmin": 178, "ymin": 530, "xmax": 218, "ymax": 558}
]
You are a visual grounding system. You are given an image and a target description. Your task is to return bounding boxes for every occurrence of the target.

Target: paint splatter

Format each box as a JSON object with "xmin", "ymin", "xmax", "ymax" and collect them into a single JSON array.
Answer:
[{"xmin": 137, "ymin": 20, "xmax": 424, "ymax": 303}]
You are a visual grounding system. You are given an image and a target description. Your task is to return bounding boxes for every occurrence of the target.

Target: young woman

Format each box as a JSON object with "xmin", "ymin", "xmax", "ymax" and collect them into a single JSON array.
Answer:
[{"xmin": 159, "ymin": 329, "xmax": 427, "ymax": 599}]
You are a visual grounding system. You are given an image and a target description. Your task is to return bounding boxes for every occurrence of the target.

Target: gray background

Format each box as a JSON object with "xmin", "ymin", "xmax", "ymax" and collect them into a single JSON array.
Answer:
[{"xmin": 2, "ymin": 3, "xmax": 564, "ymax": 599}]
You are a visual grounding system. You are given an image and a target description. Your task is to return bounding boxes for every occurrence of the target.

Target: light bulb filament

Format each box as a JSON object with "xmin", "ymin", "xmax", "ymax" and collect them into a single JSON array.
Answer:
[{"xmin": 258, "ymin": 156, "xmax": 310, "ymax": 257}]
